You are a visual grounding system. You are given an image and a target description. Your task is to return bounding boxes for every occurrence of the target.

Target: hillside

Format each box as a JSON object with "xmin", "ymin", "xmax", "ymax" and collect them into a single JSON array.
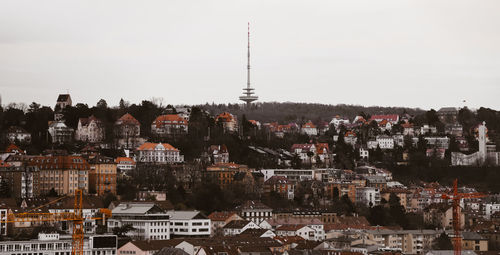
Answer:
[{"xmin": 197, "ymin": 102, "xmax": 426, "ymax": 123}]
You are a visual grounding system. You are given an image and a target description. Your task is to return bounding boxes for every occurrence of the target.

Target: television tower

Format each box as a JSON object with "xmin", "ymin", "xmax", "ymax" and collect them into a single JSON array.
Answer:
[{"xmin": 239, "ymin": 22, "xmax": 258, "ymax": 107}]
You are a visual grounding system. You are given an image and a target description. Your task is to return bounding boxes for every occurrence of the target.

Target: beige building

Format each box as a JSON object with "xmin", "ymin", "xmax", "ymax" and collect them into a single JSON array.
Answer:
[
  {"xmin": 28, "ymin": 155, "xmax": 89, "ymax": 195},
  {"xmin": 87, "ymin": 155, "xmax": 117, "ymax": 195},
  {"xmin": 423, "ymin": 203, "xmax": 465, "ymax": 229},
  {"xmin": 207, "ymin": 211, "xmax": 244, "ymax": 236},
  {"xmin": 461, "ymin": 232, "xmax": 488, "ymax": 252},
  {"xmin": 75, "ymin": 115, "xmax": 105, "ymax": 143}
]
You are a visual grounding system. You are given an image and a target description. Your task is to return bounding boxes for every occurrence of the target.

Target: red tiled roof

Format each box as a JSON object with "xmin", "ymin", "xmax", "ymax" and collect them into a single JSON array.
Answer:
[
  {"xmin": 208, "ymin": 211, "xmax": 239, "ymax": 221},
  {"xmin": 117, "ymin": 113, "xmax": 140, "ymax": 125},
  {"xmin": 0, "ymin": 160, "xmax": 11, "ymax": 167},
  {"xmin": 28, "ymin": 155, "xmax": 90, "ymax": 170},
  {"xmin": 216, "ymin": 112, "xmax": 235, "ymax": 122},
  {"xmin": 115, "ymin": 157, "xmax": 136, "ymax": 165},
  {"xmin": 369, "ymin": 114, "xmax": 399, "ymax": 122},
  {"xmin": 153, "ymin": 114, "xmax": 188, "ymax": 128},
  {"xmin": 5, "ymin": 144, "xmax": 23, "ymax": 154},
  {"xmin": 136, "ymin": 142, "xmax": 178, "ymax": 151},
  {"xmin": 316, "ymin": 143, "xmax": 329, "ymax": 154},
  {"xmin": 302, "ymin": 122, "xmax": 316, "ymax": 129}
]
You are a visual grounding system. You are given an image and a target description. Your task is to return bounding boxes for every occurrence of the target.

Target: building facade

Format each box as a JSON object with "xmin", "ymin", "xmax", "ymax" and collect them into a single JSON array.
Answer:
[
  {"xmin": 136, "ymin": 143, "xmax": 184, "ymax": 164},
  {"xmin": 75, "ymin": 115, "xmax": 105, "ymax": 143}
]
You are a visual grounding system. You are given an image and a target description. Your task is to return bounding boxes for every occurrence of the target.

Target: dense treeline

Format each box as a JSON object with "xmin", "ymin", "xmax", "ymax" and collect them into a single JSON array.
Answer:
[{"xmin": 199, "ymin": 102, "xmax": 425, "ymax": 124}]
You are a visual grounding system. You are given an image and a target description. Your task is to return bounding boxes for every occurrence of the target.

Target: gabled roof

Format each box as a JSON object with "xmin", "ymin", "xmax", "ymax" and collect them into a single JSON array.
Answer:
[
  {"xmin": 115, "ymin": 157, "xmax": 136, "ymax": 165},
  {"xmin": 116, "ymin": 113, "xmax": 140, "ymax": 125},
  {"xmin": 276, "ymin": 224, "xmax": 309, "ymax": 231},
  {"xmin": 5, "ymin": 144, "xmax": 23, "ymax": 154},
  {"xmin": 78, "ymin": 115, "xmax": 102, "ymax": 127},
  {"xmin": 369, "ymin": 114, "xmax": 399, "ymax": 122},
  {"xmin": 223, "ymin": 220, "xmax": 252, "ymax": 229},
  {"xmin": 57, "ymin": 94, "xmax": 71, "ymax": 102}
]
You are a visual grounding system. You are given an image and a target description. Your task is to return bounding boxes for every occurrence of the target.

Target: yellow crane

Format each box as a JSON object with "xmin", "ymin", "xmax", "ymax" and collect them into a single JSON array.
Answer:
[{"xmin": 0, "ymin": 189, "xmax": 111, "ymax": 255}]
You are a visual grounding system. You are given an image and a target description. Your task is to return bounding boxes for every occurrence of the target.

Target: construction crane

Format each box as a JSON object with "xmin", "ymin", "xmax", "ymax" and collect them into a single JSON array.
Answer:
[
  {"xmin": 441, "ymin": 179, "xmax": 484, "ymax": 255},
  {"xmin": 0, "ymin": 189, "xmax": 112, "ymax": 255}
]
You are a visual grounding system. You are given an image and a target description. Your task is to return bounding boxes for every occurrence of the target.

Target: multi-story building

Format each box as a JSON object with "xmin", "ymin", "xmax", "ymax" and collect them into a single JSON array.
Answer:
[
  {"xmin": 207, "ymin": 211, "xmax": 243, "ymax": 236},
  {"xmin": 0, "ymin": 234, "xmax": 117, "ymax": 255},
  {"xmin": 356, "ymin": 187, "xmax": 381, "ymax": 207},
  {"xmin": 290, "ymin": 144, "xmax": 316, "ymax": 164},
  {"xmin": 423, "ymin": 203, "xmax": 464, "ymax": 229},
  {"xmin": 87, "ymin": 155, "xmax": 117, "ymax": 195},
  {"xmin": 263, "ymin": 176, "xmax": 294, "ymax": 200},
  {"xmin": 75, "ymin": 115, "xmax": 105, "ymax": 143},
  {"xmin": 108, "ymin": 202, "xmax": 170, "ymax": 240},
  {"xmin": 437, "ymin": 107, "xmax": 458, "ymax": 124},
  {"xmin": 216, "ymin": 112, "xmax": 238, "ymax": 133},
  {"xmin": 136, "ymin": 142, "xmax": 184, "ymax": 164},
  {"xmin": 380, "ymin": 188, "xmax": 411, "ymax": 209},
  {"xmin": 207, "ymin": 145, "xmax": 229, "ymax": 164},
  {"xmin": 301, "ymin": 121, "xmax": 318, "ymax": 136},
  {"xmin": 205, "ymin": 163, "xmax": 249, "ymax": 188},
  {"xmin": 0, "ymin": 163, "xmax": 39, "ymax": 198},
  {"xmin": 48, "ymin": 121, "xmax": 74, "ymax": 144},
  {"xmin": 166, "ymin": 210, "xmax": 211, "ymax": 237},
  {"xmin": 114, "ymin": 113, "xmax": 142, "ymax": 149},
  {"xmin": 151, "ymin": 114, "xmax": 188, "ymax": 137},
  {"xmin": 344, "ymin": 131, "xmax": 357, "ymax": 146},
  {"xmin": 0, "ymin": 208, "xmax": 7, "ymax": 236},
  {"xmin": 5, "ymin": 126, "xmax": 31, "ymax": 144},
  {"xmin": 235, "ymin": 200, "xmax": 273, "ymax": 225},
  {"xmin": 376, "ymin": 135, "xmax": 394, "ymax": 150},
  {"xmin": 115, "ymin": 157, "xmax": 136, "ymax": 173},
  {"xmin": 48, "ymin": 196, "xmax": 106, "ymax": 234},
  {"xmin": 28, "ymin": 155, "xmax": 89, "ymax": 195}
]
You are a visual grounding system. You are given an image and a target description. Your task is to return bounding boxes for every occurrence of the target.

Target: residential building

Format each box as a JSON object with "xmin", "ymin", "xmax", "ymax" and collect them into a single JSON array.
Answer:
[
  {"xmin": 356, "ymin": 187, "xmax": 381, "ymax": 207},
  {"xmin": 223, "ymin": 220, "xmax": 260, "ymax": 236},
  {"xmin": 114, "ymin": 113, "xmax": 142, "ymax": 149},
  {"xmin": 87, "ymin": 155, "xmax": 117, "ymax": 195},
  {"xmin": 167, "ymin": 210, "xmax": 210, "ymax": 237},
  {"xmin": 330, "ymin": 116, "xmax": 350, "ymax": 129},
  {"xmin": 151, "ymin": 114, "xmax": 188, "ymax": 137},
  {"xmin": 207, "ymin": 211, "xmax": 243, "ymax": 236},
  {"xmin": 207, "ymin": 145, "xmax": 229, "ymax": 164},
  {"xmin": 5, "ymin": 126, "xmax": 31, "ymax": 144},
  {"xmin": 28, "ymin": 155, "xmax": 89, "ymax": 195},
  {"xmin": 301, "ymin": 121, "xmax": 318, "ymax": 136},
  {"xmin": 48, "ymin": 196, "xmax": 106, "ymax": 234},
  {"xmin": 115, "ymin": 157, "xmax": 136, "ymax": 173},
  {"xmin": 376, "ymin": 135, "xmax": 394, "ymax": 150},
  {"xmin": 344, "ymin": 131, "xmax": 357, "ymax": 146},
  {"xmin": 484, "ymin": 203, "xmax": 500, "ymax": 219},
  {"xmin": 369, "ymin": 114, "xmax": 399, "ymax": 124},
  {"xmin": 48, "ymin": 121, "xmax": 74, "ymax": 144},
  {"xmin": 276, "ymin": 225, "xmax": 318, "ymax": 241},
  {"xmin": 216, "ymin": 112, "xmax": 238, "ymax": 133},
  {"xmin": 423, "ymin": 203, "xmax": 464, "ymax": 229},
  {"xmin": 291, "ymin": 144, "xmax": 316, "ymax": 164},
  {"xmin": 0, "ymin": 234, "xmax": 117, "ymax": 255},
  {"xmin": 380, "ymin": 188, "xmax": 411, "ymax": 209},
  {"xmin": 205, "ymin": 163, "xmax": 249, "ymax": 188},
  {"xmin": 359, "ymin": 147, "xmax": 369, "ymax": 160},
  {"xmin": 108, "ymin": 202, "xmax": 170, "ymax": 240},
  {"xmin": 0, "ymin": 163, "xmax": 39, "ymax": 198},
  {"xmin": 264, "ymin": 176, "xmax": 294, "ymax": 200},
  {"xmin": 437, "ymin": 107, "xmax": 458, "ymax": 124},
  {"xmin": 75, "ymin": 115, "xmax": 105, "ymax": 143},
  {"xmin": 461, "ymin": 232, "xmax": 488, "ymax": 251},
  {"xmin": 420, "ymin": 125, "xmax": 437, "ymax": 135},
  {"xmin": 235, "ymin": 200, "xmax": 273, "ymax": 225},
  {"xmin": 136, "ymin": 142, "xmax": 184, "ymax": 164}
]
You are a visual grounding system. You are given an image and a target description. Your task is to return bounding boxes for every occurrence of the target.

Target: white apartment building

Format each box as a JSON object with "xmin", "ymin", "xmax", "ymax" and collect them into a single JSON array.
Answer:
[
  {"xmin": 376, "ymin": 135, "xmax": 394, "ymax": 150},
  {"xmin": 0, "ymin": 234, "xmax": 117, "ymax": 255},
  {"xmin": 167, "ymin": 211, "xmax": 211, "ymax": 237},
  {"xmin": 136, "ymin": 143, "xmax": 184, "ymax": 164},
  {"xmin": 108, "ymin": 203, "xmax": 170, "ymax": 240},
  {"xmin": 356, "ymin": 187, "xmax": 381, "ymax": 207},
  {"xmin": 484, "ymin": 203, "xmax": 500, "ymax": 219}
]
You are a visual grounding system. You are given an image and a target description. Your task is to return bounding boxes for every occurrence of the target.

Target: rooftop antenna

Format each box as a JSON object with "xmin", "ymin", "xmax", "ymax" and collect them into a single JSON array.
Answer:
[{"xmin": 239, "ymin": 22, "xmax": 258, "ymax": 107}]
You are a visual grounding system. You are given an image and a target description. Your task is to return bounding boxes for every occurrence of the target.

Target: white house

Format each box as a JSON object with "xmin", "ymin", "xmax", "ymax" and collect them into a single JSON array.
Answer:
[
  {"xmin": 167, "ymin": 210, "xmax": 211, "ymax": 237},
  {"xmin": 301, "ymin": 122, "xmax": 318, "ymax": 136},
  {"xmin": 75, "ymin": 115, "xmax": 105, "ymax": 143},
  {"xmin": 108, "ymin": 202, "xmax": 170, "ymax": 240},
  {"xmin": 136, "ymin": 142, "xmax": 184, "ymax": 163},
  {"xmin": 223, "ymin": 220, "xmax": 260, "ymax": 236},
  {"xmin": 356, "ymin": 187, "xmax": 381, "ymax": 207},
  {"xmin": 376, "ymin": 135, "xmax": 394, "ymax": 150}
]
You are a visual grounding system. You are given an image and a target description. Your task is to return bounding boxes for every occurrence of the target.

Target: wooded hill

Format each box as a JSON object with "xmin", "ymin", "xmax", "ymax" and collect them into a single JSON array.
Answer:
[{"xmin": 197, "ymin": 102, "xmax": 426, "ymax": 123}]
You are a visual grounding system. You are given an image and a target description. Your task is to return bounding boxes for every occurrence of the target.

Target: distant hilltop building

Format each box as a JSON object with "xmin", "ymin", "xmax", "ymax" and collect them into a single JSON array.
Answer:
[
  {"xmin": 239, "ymin": 22, "xmax": 258, "ymax": 107},
  {"xmin": 452, "ymin": 122, "xmax": 500, "ymax": 166},
  {"xmin": 54, "ymin": 94, "xmax": 72, "ymax": 121}
]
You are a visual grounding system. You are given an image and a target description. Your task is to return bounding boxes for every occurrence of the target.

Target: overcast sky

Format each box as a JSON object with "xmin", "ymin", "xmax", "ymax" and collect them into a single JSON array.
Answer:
[{"xmin": 1, "ymin": 0, "xmax": 499, "ymax": 110}]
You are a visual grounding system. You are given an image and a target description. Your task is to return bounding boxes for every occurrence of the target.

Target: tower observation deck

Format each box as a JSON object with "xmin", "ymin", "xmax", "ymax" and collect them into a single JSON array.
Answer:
[{"xmin": 239, "ymin": 22, "xmax": 258, "ymax": 106}]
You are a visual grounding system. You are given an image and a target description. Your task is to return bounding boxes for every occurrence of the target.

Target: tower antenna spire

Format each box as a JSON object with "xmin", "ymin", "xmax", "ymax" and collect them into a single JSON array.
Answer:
[{"xmin": 239, "ymin": 22, "xmax": 258, "ymax": 107}]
